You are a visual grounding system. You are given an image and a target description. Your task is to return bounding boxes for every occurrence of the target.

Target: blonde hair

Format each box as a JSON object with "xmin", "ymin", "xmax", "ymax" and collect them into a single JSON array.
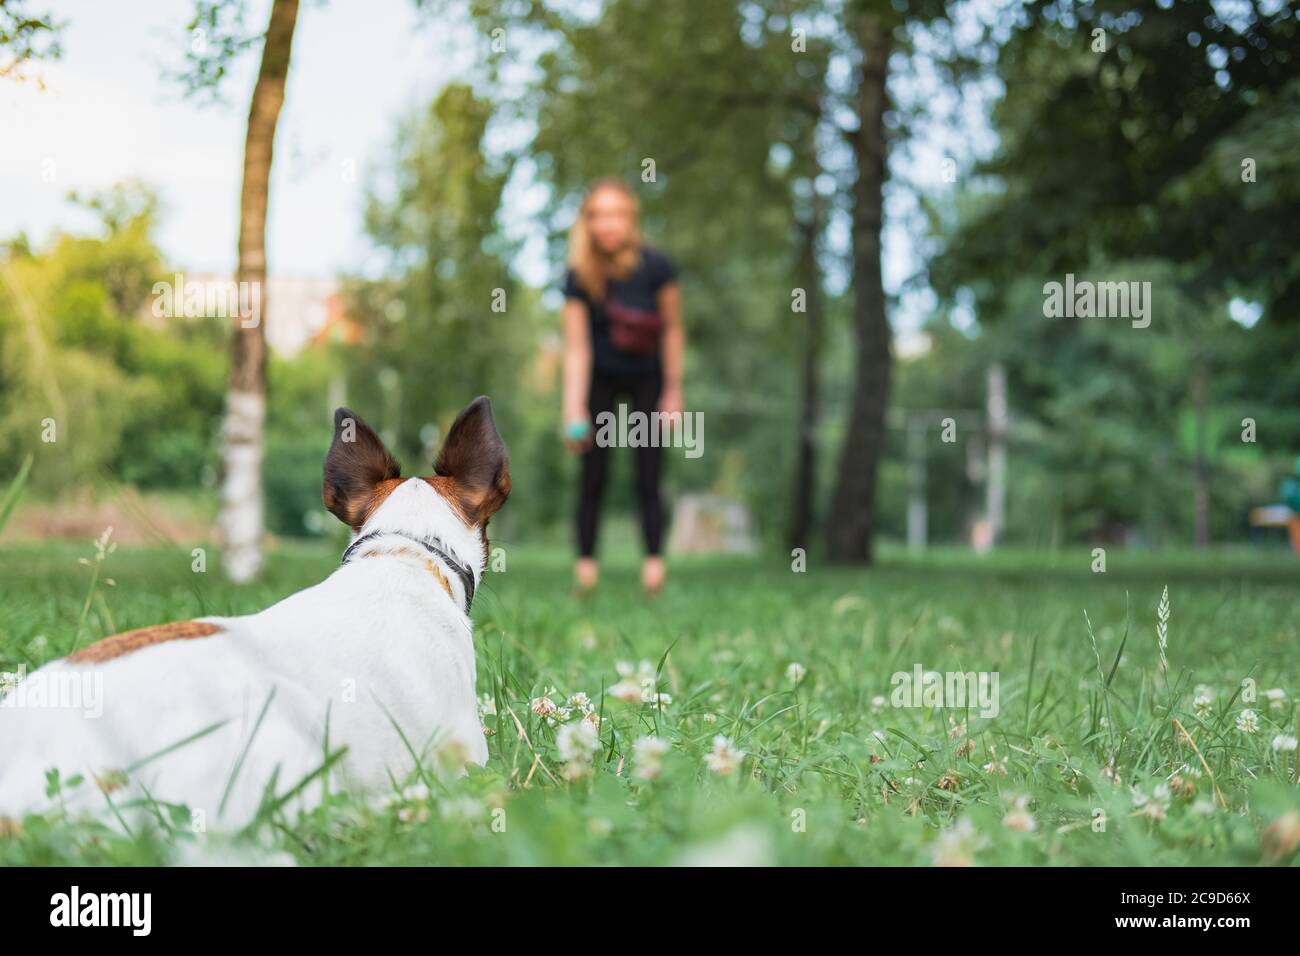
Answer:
[{"xmin": 567, "ymin": 178, "xmax": 642, "ymax": 303}]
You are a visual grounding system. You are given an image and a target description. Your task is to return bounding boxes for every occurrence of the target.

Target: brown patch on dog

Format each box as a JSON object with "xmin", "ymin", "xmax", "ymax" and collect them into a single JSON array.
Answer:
[
  {"xmin": 68, "ymin": 620, "xmax": 222, "ymax": 664},
  {"xmin": 420, "ymin": 476, "xmax": 475, "ymax": 525},
  {"xmin": 323, "ymin": 408, "xmax": 402, "ymax": 529},
  {"xmin": 360, "ymin": 477, "xmax": 405, "ymax": 526},
  {"xmin": 422, "ymin": 475, "xmax": 497, "ymax": 562},
  {"xmin": 424, "ymin": 558, "xmax": 454, "ymax": 600},
  {"xmin": 432, "ymin": 397, "xmax": 511, "ymax": 526},
  {"xmin": 359, "ymin": 547, "xmax": 455, "ymax": 599}
]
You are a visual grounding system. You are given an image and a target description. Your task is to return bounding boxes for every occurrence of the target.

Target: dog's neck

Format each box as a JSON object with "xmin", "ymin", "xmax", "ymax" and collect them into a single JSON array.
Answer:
[{"xmin": 341, "ymin": 529, "xmax": 478, "ymax": 613}]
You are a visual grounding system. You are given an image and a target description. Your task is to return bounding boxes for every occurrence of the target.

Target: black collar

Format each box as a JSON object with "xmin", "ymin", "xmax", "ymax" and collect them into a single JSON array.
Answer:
[{"xmin": 341, "ymin": 529, "xmax": 477, "ymax": 612}]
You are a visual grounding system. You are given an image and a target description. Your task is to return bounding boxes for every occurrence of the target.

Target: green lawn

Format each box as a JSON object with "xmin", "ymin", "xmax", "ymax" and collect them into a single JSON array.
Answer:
[{"xmin": 1, "ymin": 538, "xmax": 1297, "ymax": 865}]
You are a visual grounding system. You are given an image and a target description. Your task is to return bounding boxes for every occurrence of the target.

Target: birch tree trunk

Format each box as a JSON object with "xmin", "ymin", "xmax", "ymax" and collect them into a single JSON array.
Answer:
[{"xmin": 218, "ymin": 0, "xmax": 299, "ymax": 582}]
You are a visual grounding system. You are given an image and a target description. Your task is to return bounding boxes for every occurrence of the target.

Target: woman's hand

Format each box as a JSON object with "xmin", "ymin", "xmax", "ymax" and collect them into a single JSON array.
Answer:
[
  {"xmin": 563, "ymin": 411, "xmax": 593, "ymax": 454},
  {"xmin": 658, "ymin": 384, "xmax": 683, "ymax": 424}
]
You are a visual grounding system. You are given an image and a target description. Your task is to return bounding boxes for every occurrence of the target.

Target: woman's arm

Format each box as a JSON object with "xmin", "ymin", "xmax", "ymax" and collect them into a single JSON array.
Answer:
[
  {"xmin": 657, "ymin": 281, "xmax": 684, "ymax": 415},
  {"xmin": 562, "ymin": 298, "xmax": 593, "ymax": 451}
]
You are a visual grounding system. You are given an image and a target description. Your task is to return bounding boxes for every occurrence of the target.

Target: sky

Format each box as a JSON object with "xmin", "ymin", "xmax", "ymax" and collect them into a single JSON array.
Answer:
[{"xmin": 2, "ymin": 0, "xmax": 481, "ymax": 280}]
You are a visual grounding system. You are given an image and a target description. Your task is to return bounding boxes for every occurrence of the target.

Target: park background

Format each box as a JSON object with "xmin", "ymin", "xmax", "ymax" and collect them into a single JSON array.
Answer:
[
  {"xmin": 0, "ymin": 1, "xmax": 1298, "ymax": 866},
  {"xmin": 3, "ymin": 0, "xmax": 1298, "ymax": 561}
]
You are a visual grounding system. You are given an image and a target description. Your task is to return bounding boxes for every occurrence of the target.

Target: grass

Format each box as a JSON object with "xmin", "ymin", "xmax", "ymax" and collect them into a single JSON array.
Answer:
[{"xmin": 0, "ymin": 535, "xmax": 1297, "ymax": 866}]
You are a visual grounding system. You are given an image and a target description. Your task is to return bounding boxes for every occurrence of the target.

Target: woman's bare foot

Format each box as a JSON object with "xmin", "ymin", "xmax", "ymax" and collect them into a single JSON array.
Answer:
[
  {"xmin": 641, "ymin": 556, "xmax": 666, "ymax": 595},
  {"xmin": 574, "ymin": 558, "xmax": 599, "ymax": 594}
]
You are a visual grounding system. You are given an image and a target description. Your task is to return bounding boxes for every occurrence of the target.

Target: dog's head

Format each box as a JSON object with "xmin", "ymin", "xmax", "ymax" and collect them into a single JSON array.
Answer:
[{"xmin": 321, "ymin": 396, "xmax": 511, "ymax": 576}]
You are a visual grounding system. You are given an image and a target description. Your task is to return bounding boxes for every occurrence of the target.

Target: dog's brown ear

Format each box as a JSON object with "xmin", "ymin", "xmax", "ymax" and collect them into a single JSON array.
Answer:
[
  {"xmin": 323, "ymin": 408, "xmax": 401, "ymax": 529},
  {"xmin": 434, "ymin": 396, "xmax": 511, "ymax": 525}
]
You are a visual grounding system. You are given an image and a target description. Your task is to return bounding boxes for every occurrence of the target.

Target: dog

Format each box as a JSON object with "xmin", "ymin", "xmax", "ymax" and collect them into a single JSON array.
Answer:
[{"xmin": 0, "ymin": 397, "xmax": 509, "ymax": 826}]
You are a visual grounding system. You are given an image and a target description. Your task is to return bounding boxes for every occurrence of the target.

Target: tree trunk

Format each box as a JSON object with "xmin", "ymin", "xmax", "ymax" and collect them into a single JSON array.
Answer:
[
  {"xmin": 985, "ymin": 363, "xmax": 1008, "ymax": 546},
  {"xmin": 826, "ymin": 17, "xmax": 892, "ymax": 563},
  {"xmin": 1191, "ymin": 361, "xmax": 1210, "ymax": 548},
  {"xmin": 218, "ymin": 0, "xmax": 299, "ymax": 583},
  {"xmin": 788, "ymin": 199, "xmax": 825, "ymax": 552}
]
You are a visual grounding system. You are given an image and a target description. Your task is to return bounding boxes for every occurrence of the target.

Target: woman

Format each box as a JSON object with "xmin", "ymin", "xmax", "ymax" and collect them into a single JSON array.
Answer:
[{"xmin": 561, "ymin": 179, "xmax": 685, "ymax": 595}]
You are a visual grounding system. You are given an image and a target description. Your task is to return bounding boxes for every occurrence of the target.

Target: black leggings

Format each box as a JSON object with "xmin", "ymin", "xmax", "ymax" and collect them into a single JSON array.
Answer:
[{"xmin": 577, "ymin": 368, "xmax": 665, "ymax": 557}]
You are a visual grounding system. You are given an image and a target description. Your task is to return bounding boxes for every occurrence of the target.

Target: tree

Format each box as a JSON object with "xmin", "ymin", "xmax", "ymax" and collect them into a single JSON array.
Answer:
[
  {"xmin": 931, "ymin": 0, "xmax": 1300, "ymax": 547},
  {"xmin": 823, "ymin": 7, "xmax": 894, "ymax": 563},
  {"xmin": 348, "ymin": 84, "xmax": 526, "ymax": 464},
  {"xmin": 222, "ymin": 0, "xmax": 300, "ymax": 581},
  {"xmin": 815, "ymin": 0, "xmax": 987, "ymax": 563},
  {"xmin": 179, "ymin": 0, "xmax": 302, "ymax": 581},
  {"xmin": 0, "ymin": 0, "xmax": 62, "ymax": 83}
]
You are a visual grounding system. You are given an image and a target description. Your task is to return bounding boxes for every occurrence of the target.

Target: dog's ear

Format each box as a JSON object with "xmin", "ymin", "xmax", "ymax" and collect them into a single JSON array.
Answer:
[
  {"xmin": 434, "ymin": 396, "xmax": 511, "ymax": 525},
  {"xmin": 323, "ymin": 408, "xmax": 401, "ymax": 529}
]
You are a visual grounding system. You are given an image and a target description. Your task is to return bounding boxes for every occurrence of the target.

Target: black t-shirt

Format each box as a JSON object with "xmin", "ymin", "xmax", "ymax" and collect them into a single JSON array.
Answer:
[{"xmin": 563, "ymin": 246, "xmax": 678, "ymax": 376}]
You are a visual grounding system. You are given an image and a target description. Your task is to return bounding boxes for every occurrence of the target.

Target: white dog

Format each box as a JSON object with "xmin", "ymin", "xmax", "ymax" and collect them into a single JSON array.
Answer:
[{"xmin": 0, "ymin": 397, "xmax": 510, "ymax": 827}]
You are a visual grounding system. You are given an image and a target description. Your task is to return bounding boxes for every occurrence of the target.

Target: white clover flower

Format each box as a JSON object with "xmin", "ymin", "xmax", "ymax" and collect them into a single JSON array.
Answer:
[
  {"xmin": 982, "ymin": 757, "xmax": 1008, "ymax": 776},
  {"xmin": 1263, "ymin": 688, "xmax": 1288, "ymax": 712},
  {"xmin": 530, "ymin": 695, "xmax": 557, "ymax": 719},
  {"xmin": 786, "ymin": 662, "xmax": 807, "ymax": 685},
  {"xmin": 643, "ymin": 691, "xmax": 673, "ymax": 707},
  {"xmin": 1193, "ymin": 694, "xmax": 1213, "ymax": 718},
  {"xmin": 870, "ymin": 695, "xmax": 886, "ymax": 710},
  {"xmin": 1236, "ymin": 709, "xmax": 1259, "ymax": 734},
  {"xmin": 930, "ymin": 817, "xmax": 988, "ymax": 867},
  {"xmin": 1271, "ymin": 734, "xmax": 1298, "ymax": 754},
  {"xmin": 1132, "ymin": 783, "xmax": 1170, "ymax": 821},
  {"xmin": 1003, "ymin": 795, "xmax": 1037, "ymax": 832},
  {"xmin": 704, "ymin": 735, "xmax": 745, "ymax": 776},
  {"xmin": 701, "ymin": 713, "xmax": 718, "ymax": 724},
  {"xmin": 1135, "ymin": 800, "xmax": 1167, "ymax": 822},
  {"xmin": 632, "ymin": 735, "xmax": 671, "ymax": 781},
  {"xmin": 1190, "ymin": 798, "xmax": 1216, "ymax": 817},
  {"xmin": 0, "ymin": 671, "xmax": 21, "ymax": 695},
  {"xmin": 568, "ymin": 691, "xmax": 594, "ymax": 714},
  {"xmin": 477, "ymin": 693, "xmax": 497, "ymax": 718},
  {"xmin": 871, "ymin": 729, "xmax": 887, "ymax": 743},
  {"xmin": 611, "ymin": 660, "xmax": 658, "ymax": 703},
  {"xmin": 610, "ymin": 679, "xmax": 642, "ymax": 702},
  {"xmin": 557, "ymin": 720, "xmax": 600, "ymax": 763}
]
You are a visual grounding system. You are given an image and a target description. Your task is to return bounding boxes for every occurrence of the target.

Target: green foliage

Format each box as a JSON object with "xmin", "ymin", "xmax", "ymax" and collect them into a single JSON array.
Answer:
[
  {"xmin": 0, "ymin": 183, "xmax": 226, "ymax": 496},
  {"xmin": 264, "ymin": 350, "xmax": 342, "ymax": 538}
]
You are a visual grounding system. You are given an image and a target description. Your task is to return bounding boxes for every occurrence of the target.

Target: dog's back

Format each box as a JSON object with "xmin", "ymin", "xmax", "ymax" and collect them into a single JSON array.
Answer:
[{"xmin": 0, "ymin": 554, "xmax": 486, "ymax": 824}]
